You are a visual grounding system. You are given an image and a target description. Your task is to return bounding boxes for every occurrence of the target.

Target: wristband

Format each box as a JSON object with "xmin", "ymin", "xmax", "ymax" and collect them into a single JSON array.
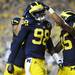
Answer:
[{"xmin": 49, "ymin": 8, "xmax": 55, "ymax": 14}]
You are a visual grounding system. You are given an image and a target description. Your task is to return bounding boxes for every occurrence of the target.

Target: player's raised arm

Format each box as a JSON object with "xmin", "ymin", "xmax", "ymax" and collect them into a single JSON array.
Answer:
[
  {"xmin": 40, "ymin": 2, "xmax": 75, "ymax": 37},
  {"xmin": 48, "ymin": 8, "xmax": 75, "ymax": 37},
  {"xmin": 49, "ymin": 8, "xmax": 65, "ymax": 26},
  {"xmin": 8, "ymin": 19, "xmax": 30, "ymax": 64}
]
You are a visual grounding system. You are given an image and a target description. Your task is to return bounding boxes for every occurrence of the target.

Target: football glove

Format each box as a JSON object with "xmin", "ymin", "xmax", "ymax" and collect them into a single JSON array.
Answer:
[
  {"xmin": 52, "ymin": 53, "xmax": 63, "ymax": 69},
  {"xmin": 11, "ymin": 17, "xmax": 21, "ymax": 25},
  {"xmin": 7, "ymin": 64, "xmax": 14, "ymax": 74}
]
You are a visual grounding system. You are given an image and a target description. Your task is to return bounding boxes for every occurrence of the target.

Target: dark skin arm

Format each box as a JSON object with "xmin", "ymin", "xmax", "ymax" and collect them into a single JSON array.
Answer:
[{"xmin": 48, "ymin": 8, "xmax": 75, "ymax": 37}]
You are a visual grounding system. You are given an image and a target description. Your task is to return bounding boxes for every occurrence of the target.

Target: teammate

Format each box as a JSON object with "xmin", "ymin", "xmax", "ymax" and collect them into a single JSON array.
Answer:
[
  {"xmin": 48, "ymin": 4, "xmax": 75, "ymax": 75},
  {"xmin": 4, "ymin": 17, "xmax": 25, "ymax": 75},
  {"xmin": 53, "ymin": 11, "xmax": 75, "ymax": 75},
  {"xmin": 8, "ymin": 1, "xmax": 62, "ymax": 75}
]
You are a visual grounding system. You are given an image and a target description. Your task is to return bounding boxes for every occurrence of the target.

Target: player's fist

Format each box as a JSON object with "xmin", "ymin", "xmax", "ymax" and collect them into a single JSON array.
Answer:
[{"xmin": 7, "ymin": 64, "xmax": 14, "ymax": 74}]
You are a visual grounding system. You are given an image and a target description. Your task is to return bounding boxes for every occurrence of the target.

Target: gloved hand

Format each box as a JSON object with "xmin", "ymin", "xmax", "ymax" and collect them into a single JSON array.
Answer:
[
  {"xmin": 41, "ymin": 2, "xmax": 55, "ymax": 14},
  {"xmin": 7, "ymin": 64, "xmax": 14, "ymax": 74},
  {"xmin": 52, "ymin": 53, "xmax": 63, "ymax": 69},
  {"xmin": 56, "ymin": 59, "xmax": 63, "ymax": 69}
]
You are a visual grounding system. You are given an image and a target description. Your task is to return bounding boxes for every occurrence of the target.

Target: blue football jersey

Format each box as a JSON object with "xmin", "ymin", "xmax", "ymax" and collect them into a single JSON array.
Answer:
[
  {"xmin": 61, "ymin": 20, "xmax": 75, "ymax": 66},
  {"xmin": 9, "ymin": 17, "xmax": 52, "ymax": 63}
]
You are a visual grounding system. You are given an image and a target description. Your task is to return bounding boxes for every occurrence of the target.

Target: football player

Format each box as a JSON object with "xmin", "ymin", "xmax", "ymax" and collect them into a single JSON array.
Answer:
[
  {"xmin": 47, "ymin": 4, "xmax": 75, "ymax": 74},
  {"xmin": 48, "ymin": 7, "xmax": 75, "ymax": 36},
  {"xmin": 8, "ymin": 1, "xmax": 62, "ymax": 75},
  {"xmin": 53, "ymin": 11, "xmax": 75, "ymax": 75},
  {"xmin": 4, "ymin": 17, "xmax": 25, "ymax": 75}
]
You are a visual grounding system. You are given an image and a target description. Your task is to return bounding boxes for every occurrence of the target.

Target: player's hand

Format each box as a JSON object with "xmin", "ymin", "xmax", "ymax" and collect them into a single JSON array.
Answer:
[
  {"xmin": 57, "ymin": 60, "xmax": 63, "ymax": 69},
  {"xmin": 52, "ymin": 53, "xmax": 63, "ymax": 69},
  {"xmin": 7, "ymin": 64, "xmax": 14, "ymax": 74},
  {"xmin": 41, "ymin": 3, "xmax": 55, "ymax": 14}
]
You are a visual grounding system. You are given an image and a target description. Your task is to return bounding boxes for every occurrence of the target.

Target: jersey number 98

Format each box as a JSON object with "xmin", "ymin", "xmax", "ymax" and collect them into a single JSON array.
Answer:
[{"xmin": 32, "ymin": 28, "xmax": 50, "ymax": 45}]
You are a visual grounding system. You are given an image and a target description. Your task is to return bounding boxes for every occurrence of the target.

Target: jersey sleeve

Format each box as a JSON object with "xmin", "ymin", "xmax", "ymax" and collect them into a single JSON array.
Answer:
[{"xmin": 8, "ymin": 25, "xmax": 30, "ymax": 64}]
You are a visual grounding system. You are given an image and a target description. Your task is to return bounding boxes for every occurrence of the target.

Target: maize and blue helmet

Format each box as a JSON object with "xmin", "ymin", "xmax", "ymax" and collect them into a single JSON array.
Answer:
[
  {"xmin": 60, "ymin": 10, "xmax": 75, "ymax": 26},
  {"xmin": 23, "ymin": 1, "xmax": 48, "ymax": 21}
]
